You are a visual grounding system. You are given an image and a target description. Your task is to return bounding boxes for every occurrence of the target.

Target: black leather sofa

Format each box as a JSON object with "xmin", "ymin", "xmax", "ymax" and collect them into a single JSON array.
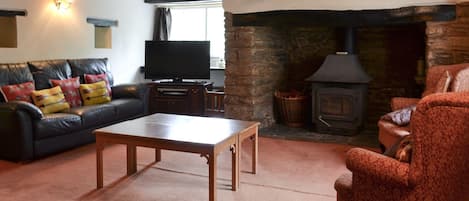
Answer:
[{"xmin": 0, "ymin": 58, "xmax": 148, "ymax": 162}]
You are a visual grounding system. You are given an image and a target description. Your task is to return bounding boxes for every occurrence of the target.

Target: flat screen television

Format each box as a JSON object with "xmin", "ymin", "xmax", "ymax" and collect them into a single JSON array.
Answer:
[{"xmin": 145, "ymin": 40, "xmax": 210, "ymax": 82}]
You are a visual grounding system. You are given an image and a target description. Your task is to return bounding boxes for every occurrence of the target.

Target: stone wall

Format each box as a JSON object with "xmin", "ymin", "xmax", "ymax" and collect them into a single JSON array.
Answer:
[
  {"xmin": 427, "ymin": 3, "xmax": 469, "ymax": 67},
  {"xmin": 224, "ymin": 13, "xmax": 287, "ymax": 126}
]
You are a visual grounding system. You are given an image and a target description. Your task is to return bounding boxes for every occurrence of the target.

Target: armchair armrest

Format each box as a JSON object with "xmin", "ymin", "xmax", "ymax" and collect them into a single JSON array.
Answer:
[
  {"xmin": 0, "ymin": 101, "xmax": 43, "ymax": 120},
  {"xmin": 346, "ymin": 148, "xmax": 410, "ymax": 187},
  {"xmin": 111, "ymin": 83, "xmax": 148, "ymax": 100},
  {"xmin": 390, "ymin": 97, "xmax": 420, "ymax": 111}
]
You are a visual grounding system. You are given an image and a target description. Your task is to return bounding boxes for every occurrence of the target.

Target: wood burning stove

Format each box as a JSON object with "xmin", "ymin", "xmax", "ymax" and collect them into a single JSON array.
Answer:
[{"xmin": 306, "ymin": 27, "xmax": 371, "ymax": 135}]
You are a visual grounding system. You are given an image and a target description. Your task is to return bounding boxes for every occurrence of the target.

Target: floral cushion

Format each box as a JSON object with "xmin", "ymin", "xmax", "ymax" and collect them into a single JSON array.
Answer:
[
  {"xmin": 384, "ymin": 135, "xmax": 413, "ymax": 163},
  {"xmin": 84, "ymin": 73, "xmax": 112, "ymax": 97},
  {"xmin": 380, "ymin": 104, "xmax": 416, "ymax": 126},
  {"xmin": 50, "ymin": 77, "xmax": 82, "ymax": 107},
  {"xmin": 0, "ymin": 81, "xmax": 35, "ymax": 103}
]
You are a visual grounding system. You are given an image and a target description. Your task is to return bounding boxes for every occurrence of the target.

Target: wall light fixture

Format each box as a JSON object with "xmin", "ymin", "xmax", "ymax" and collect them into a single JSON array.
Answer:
[{"xmin": 55, "ymin": 0, "xmax": 72, "ymax": 11}]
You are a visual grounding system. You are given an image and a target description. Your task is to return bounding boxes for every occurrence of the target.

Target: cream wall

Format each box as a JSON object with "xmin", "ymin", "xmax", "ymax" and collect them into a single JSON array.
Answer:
[
  {"xmin": 0, "ymin": 0, "xmax": 155, "ymax": 84},
  {"xmin": 224, "ymin": 0, "xmax": 469, "ymax": 14}
]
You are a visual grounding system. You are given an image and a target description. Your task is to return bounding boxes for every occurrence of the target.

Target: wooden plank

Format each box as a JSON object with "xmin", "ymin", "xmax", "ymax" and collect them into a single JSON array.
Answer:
[
  {"xmin": 232, "ymin": 5, "xmax": 456, "ymax": 27},
  {"xmin": 0, "ymin": 9, "xmax": 27, "ymax": 17},
  {"xmin": 86, "ymin": 17, "xmax": 118, "ymax": 27}
]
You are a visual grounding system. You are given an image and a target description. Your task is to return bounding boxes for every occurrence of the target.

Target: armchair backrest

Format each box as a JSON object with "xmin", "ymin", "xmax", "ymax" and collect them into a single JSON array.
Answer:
[
  {"xmin": 422, "ymin": 63, "xmax": 469, "ymax": 97},
  {"xmin": 409, "ymin": 92, "xmax": 469, "ymax": 201}
]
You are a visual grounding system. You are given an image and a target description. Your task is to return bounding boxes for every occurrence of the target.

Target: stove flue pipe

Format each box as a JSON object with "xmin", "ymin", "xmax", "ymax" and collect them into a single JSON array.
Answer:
[{"xmin": 343, "ymin": 27, "xmax": 356, "ymax": 54}]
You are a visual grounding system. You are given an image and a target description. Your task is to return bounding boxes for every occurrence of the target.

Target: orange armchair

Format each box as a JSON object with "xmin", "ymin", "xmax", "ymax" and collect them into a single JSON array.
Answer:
[
  {"xmin": 336, "ymin": 92, "xmax": 469, "ymax": 201},
  {"xmin": 378, "ymin": 63, "xmax": 469, "ymax": 150}
]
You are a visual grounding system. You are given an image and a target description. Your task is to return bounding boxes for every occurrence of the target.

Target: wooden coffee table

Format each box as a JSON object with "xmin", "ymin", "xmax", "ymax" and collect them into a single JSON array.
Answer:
[{"xmin": 93, "ymin": 113, "xmax": 259, "ymax": 201}]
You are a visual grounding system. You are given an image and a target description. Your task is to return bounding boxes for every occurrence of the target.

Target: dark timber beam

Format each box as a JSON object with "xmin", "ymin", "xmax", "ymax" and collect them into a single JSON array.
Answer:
[
  {"xmin": 0, "ymin": 9, "xmax": 27, "ymax": 17},
  {"xmin": 232, "ymin": 5, "xmax": 456, "ymax": 27},
  {"xmin": 144, "ymin": 0, "xmax": 214, "ymax": 3},
  {"xmin": 86, "ymin": 18, "xmax": 118, "ymax": 27}
]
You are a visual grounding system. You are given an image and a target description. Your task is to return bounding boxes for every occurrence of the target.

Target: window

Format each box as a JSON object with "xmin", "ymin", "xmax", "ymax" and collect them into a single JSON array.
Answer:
[{"xmin": 169, "ymin": 6, "xmax": 225, "ymax": 69}]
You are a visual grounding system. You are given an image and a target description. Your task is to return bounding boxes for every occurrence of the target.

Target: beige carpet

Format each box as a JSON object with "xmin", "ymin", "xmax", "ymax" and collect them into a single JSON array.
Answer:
[{"xmin": 0, "ymin": 137, "xmax": 358, "ymax": 201}]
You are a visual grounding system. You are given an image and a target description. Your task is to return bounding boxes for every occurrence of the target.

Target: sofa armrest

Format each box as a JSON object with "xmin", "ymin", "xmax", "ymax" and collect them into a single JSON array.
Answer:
[
  {"xmin": 112, "ymin": 83, "xmax": 149, "ymax": 115},
  {"xmin": 0, "ymin": 101, "xmax": 37, "ymax": 161},
  {"xmin": 346, "ymin": 148, "xmax": 410, "ymax": 187},
  {"xmin": 0, "ymin": 101, "xmax": 44, "ymax": 120},
  {"xmin": 112, "ymin": 83, "xmax": 148, "ymax": 100},
  {"xmin": 390, "ymin": 97, "xmax": 420, "ymax": 111}
]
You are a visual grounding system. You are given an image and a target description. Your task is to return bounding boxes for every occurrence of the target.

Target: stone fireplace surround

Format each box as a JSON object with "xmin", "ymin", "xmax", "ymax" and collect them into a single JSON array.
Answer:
[{"xmin": 223, "ymin": 3, "xmax": 469, "ymax": 131}]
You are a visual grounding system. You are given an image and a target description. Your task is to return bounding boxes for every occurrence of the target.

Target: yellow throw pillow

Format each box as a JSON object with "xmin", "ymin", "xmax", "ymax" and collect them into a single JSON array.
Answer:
[
  {"xmin": 79, "ymin": 81, "xmax": 111, "ymax": 106},
  {"xmin": 31, "ymin": 86, "xmax": 70, "ymax": 114}
]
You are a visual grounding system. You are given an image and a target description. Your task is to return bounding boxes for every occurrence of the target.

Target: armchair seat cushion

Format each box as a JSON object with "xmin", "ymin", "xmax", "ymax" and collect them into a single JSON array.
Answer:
[
  {"xmin": 378, "ymin": 120, "xmax": 410, "ymax": 150},
  {"xmin": 66, "ymin": 104, "xmax": 116, "ymax": 128},
  {"xmin": 34, "ymin": 113, "xmax": 82, "ymax": 140},
  {"xmin": 107, "ymin": 99, "xmax": 143, "ymax": 119}
]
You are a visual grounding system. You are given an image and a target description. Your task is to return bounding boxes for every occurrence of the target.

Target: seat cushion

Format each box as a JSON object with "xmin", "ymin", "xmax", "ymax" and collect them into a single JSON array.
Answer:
[
  {"xmin": 378, "ymin": 120, "xmax": 411, "ymax": 150},
  {"xmin": 34, "ymin": 113, "xmax": 82, "ymax": 140},
  {"xmin": 108, "ymin": 99, "xmax": 143, "ymax": 119},
  {"xmin": 66, "ymin": 104, "xmax": 117, "ymax": 128}
]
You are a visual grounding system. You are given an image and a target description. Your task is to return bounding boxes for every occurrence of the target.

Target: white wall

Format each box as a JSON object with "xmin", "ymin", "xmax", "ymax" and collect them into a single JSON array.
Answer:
[
  {"xmin": 0, "ymin": 0, "xmax": 155, "ymax": 84},
  {"xmin": 224, "ymin": 0, "xmax": 469, "ymax": 14}
]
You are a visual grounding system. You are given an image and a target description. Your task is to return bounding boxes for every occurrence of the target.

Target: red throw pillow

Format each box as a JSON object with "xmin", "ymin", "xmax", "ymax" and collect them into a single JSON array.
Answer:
[
  {"xmin": 84, "ymin": 73, "xmax": 111, "ymax": 96},
  {"xmin": 50, "ymin": 77, "xmax": 82, "ymax": 107},
  {"xmin": 0, "ymin": 81, "xmax": 35, "ymax": 103}
]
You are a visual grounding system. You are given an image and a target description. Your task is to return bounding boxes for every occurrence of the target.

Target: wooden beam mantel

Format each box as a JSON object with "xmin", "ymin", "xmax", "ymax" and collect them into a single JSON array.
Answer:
[
  {"xmin": 232, "ymin": 5, "xmax": 456, "ymax": 27},
  {"xmin": 86, "ymin": 18, "xmax": 118, "ymax": 27},
  {"xmin": 0, "ymin": 9, "xmax": 27, "ymax": 17}
]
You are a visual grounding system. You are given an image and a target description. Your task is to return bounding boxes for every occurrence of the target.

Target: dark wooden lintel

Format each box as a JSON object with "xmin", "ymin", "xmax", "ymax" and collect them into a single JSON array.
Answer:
[
  {"xmin": 86, "ymin": 18, "xmax": 118, "ymax": 27},
  {"xmin": 144, "ymin": 0, "xmax": 202, "ymax": 3},
  {"xmin": 232, "ymin": 5, "xmax": 456, "ymax": 27},
  {"xmin": 0, "ymin": 9, "xmax": 27, "ymax": 17}
]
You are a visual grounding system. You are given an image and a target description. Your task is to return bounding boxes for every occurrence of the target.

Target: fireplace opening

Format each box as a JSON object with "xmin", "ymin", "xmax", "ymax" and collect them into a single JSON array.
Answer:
[{"xmin": 224, "ymin": 5, "xmax": 460, "ymax": 136}]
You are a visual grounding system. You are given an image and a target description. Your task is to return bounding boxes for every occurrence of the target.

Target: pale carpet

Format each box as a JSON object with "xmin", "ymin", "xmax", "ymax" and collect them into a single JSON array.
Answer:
[{"xmin": 0, "ymin": 137, "xmax": 360, "ymax": 201}]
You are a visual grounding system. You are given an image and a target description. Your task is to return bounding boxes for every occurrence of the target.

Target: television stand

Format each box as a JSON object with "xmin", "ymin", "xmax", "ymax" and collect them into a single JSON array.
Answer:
[{"xmin": 147, "ymin": 82, "xmax": 212, "ymax": 116}]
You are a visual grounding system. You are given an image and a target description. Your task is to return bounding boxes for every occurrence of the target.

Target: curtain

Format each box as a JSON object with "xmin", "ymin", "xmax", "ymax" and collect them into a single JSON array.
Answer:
[{"xmin": 153, "ymin": 8, "xmax": 171, "ymax": 41}]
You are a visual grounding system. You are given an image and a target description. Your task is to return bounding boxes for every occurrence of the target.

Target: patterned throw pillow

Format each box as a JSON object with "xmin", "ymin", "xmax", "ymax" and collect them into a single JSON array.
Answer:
[
  {"xmin": 50, "ymin": 77, "xmax": 82, "ymax": 107},
  {"xmin": 79, "ymin": 81, "xmax": 111, "ymax": 106},
  {"xmin": 84, "ymin": 73, "xmax": 112, "ymax": 97},
  {"xmin": 31, "ymin": 86, "xmax": 70, "ymax": 114},
  {"xmin": 380, "ymin": 105, "xmax": 416, "ymax": 126},
  {"xmin": 434, "ymin": 70, "xmax": 451, "ymax": 93},
  {"xmin": 384, "ymin": 135, "xmax": 413, "ymax": 163},
  {"xmin": 0, "ymin": 81, "xmax": 35, "ymax": 103}
]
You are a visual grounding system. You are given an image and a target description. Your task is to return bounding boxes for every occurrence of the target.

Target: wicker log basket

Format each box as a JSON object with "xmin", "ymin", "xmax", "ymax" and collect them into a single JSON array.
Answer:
[{"xmin": 274, "ymin": 90, "xmax": 307, "ymax": 127}]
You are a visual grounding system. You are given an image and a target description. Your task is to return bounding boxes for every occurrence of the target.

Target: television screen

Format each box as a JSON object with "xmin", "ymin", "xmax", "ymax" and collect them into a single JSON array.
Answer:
[{"xmin": 145, "ymin": 40, "xmax": 210, "ymax": 81}]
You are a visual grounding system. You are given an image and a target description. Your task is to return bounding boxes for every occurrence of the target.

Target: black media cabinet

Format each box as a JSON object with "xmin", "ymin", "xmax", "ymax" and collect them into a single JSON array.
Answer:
[{"xmin": 147, "ymin": 82, "xmax": 212, "ymax": 116}]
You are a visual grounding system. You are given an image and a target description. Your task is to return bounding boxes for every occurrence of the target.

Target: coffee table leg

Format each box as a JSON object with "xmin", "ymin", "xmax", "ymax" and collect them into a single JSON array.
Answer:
[
  {"xmin": 209, "ymin": 152, "xmax": 217, "ymax": 201},
  {"xmin": 252, "ymin": 129, "xmax": 258, "ymax": 174},
  {"xmin": 96, "ymin": 141, "xmax": 104, "ymax": 188},
  {"xmin": 127, "ymin": 144, "xmax": 137, "ymax": 175},
  {"xmin": 155, "ymin": 148, "xmax": 161, "ymax": 162},
  {"xmin": 230, "ymin": 144, "xmax": 238, "ymax": 191}
]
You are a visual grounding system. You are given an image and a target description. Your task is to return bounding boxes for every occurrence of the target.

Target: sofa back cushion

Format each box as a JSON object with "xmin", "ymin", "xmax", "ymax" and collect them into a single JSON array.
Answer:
[
  {"xmin": 423, "ymin": 63, "xmax": 469, "ymax": 97},
  {"xmin": 0, "ymin": 63, "xmax": 34, "ymax": 102},
  {"xmin": 28, "ymin": 60, "xmax": 72, "ymax": 90},
  {"xmin": 451, "ymin": 67, "xmax": 469, "ymax": 92},
  {"xmin": 67, "ymin": 58, "xmax": 114, "ymax": 86}
]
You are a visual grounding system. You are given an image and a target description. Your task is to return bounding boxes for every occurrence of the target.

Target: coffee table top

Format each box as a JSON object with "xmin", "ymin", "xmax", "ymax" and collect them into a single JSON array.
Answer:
[{"xmin": 94, "ymin": 113, "xmax": 260, "ymax": 145}]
